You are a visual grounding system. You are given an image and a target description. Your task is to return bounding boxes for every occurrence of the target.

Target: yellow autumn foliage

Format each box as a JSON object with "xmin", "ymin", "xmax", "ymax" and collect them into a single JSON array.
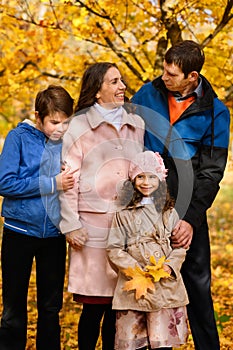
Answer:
[
  {"xmin": 123, "ymin": 265, "xmax": 155, "ymax": 300},
  {"xmin": 122, "ymin": 256, "xmax": 171, "ymax": 300},
  {"xmin": 146, "ymin": 255, "xmax": 170, "ymax": 282},
  {"xmin": 0, "ymin": 0, "xmax": 232, "ymax": 134}
]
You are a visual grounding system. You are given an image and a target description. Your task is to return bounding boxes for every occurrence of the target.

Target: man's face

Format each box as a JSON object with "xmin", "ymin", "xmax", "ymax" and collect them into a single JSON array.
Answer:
[{"xmin": 162, "ymin": 61, "xmax": 192, "ymax": 95}]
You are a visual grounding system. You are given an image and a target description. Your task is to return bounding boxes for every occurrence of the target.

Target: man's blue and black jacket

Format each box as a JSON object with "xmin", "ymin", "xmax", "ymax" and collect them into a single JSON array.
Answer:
[{"xmin": 132, "ymin": 75, "xmax": 230, "ymax": 228}]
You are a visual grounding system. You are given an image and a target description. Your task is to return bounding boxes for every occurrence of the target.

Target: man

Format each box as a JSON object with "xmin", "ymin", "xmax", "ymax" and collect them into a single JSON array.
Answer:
[{"xmin": 131, "ymin": 40, "xmax": 230, "ymax": 350}]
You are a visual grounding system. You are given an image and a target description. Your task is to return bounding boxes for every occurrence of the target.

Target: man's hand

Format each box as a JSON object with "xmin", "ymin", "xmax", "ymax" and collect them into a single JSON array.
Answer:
[
  {"xmin": 65, "ymin": 228, "xmax": 88, "ymax": 250},
  {"xmin": 171, "ymin": 220, "xmax": 193, "ymax": 249}
]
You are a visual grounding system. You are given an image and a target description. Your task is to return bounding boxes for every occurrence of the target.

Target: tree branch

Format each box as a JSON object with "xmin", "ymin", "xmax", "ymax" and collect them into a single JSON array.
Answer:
[
  {"xmin": 159, "ymin": 0, "xmax": 183, "ymax": 45},
  {"xmin": 17, "ymin": 60, "xmax": 80, "ymax": 82},
  {"xmin": 201, "ymin": 0, "xmax": 233, "ymax": 48},
  {"xmin": 96, "ymin": 22, "xmax": 144, "ymax": 82},
  {"xmin": 77, "ymin": 0, "xmax": 146, "ymax": 73},
  {"xmin": 75, "ymin": 0, "xmax": 111, "ymax": 19}
]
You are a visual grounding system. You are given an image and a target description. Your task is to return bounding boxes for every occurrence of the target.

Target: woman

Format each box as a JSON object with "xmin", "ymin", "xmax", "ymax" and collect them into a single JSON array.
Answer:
[{"xmin": 59, "ymin": 62, "xmax": 145, "ymax": 350}]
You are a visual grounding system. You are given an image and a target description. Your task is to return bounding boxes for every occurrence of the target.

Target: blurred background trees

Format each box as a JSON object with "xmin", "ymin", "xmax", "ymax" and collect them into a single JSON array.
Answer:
[
  {"xmin": 0, "ymin": 2, "xmax": 233, "ymax": 348},
  {"xmin": 0, "ymin": 0, "xmax": 232, "ymax": 136}
]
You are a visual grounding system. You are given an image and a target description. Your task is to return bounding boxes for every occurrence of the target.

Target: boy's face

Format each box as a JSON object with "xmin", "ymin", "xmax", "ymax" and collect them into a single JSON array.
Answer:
[{"xmin": 36, "ymin": 112, "xmax": 69, "ymax": 140}]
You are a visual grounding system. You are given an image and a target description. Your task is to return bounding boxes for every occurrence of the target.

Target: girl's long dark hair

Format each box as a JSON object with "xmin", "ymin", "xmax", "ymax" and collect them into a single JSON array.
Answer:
[{"xmin": 120, "ymin": 179, "xmax": 175, "ymax": 213}]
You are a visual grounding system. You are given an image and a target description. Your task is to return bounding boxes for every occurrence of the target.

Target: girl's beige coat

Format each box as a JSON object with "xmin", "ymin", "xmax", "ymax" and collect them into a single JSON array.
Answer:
[{"xmin": 107, "ymin": 204, "xmax": 189, "ymax": 311}]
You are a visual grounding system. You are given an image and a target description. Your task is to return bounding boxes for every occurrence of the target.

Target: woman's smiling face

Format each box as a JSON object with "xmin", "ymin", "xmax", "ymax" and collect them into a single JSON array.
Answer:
[{"xmin": 96, "ymin": 66, "xmax": 126, "ymax": 109}]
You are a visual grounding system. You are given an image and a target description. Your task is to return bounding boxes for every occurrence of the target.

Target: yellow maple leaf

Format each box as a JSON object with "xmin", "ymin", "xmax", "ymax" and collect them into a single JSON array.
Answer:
[
  {"xmin": 145, "ymin": 255, "xmax": 170, "ymax": 282},
  {"xmin": 122, "ymin": 265, "xmax": 155, "ymax": 300}
]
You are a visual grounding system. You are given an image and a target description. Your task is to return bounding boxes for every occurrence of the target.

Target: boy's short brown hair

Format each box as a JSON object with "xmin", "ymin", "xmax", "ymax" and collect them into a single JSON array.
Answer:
[{"xmin": 35, "ymin": 85, "xmax": 74, "ymax": 121}]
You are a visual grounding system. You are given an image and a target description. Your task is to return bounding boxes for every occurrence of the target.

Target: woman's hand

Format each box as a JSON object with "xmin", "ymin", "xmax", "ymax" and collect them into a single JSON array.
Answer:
[{"xmin": 65, "ymin": 228, "xmax": 88, "ymax": 250}]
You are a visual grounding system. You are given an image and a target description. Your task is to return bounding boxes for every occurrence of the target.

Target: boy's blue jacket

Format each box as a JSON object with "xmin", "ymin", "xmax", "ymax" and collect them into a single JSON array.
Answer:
[
  {"xmin": 131, "ymin": 75, "xmax": 230, "ymax": 228},
  {"xmin": 0, "ymin": 120, "xmax": 62, "ymax": 238}
]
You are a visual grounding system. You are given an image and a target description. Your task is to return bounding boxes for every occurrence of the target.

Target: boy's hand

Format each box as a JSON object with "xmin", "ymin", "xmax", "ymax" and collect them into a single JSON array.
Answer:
[
  {"xmin": 66, "ymin": 228, "xmax": 88, "ymax": 250},
  {"xmin": 56, "ymin": 168, "xmax": 76, "ymax": 191}
]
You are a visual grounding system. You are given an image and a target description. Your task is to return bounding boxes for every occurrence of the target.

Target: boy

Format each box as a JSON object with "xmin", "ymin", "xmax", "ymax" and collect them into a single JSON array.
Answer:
[{"xmin": 0, "ymin": 85, "xmax": 74, "ymax": 350}]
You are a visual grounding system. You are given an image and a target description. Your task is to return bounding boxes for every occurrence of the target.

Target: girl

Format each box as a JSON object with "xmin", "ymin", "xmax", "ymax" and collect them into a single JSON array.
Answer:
[{"xmin": 107, "ymin": 151, "xmax": 189, "ymax": 350}]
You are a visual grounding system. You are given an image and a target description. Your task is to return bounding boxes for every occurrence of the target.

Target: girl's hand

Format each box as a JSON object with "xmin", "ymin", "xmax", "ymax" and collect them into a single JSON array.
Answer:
[{"xmin": 163, "ymin": 264, "xmax": 172, "ymax": 275}]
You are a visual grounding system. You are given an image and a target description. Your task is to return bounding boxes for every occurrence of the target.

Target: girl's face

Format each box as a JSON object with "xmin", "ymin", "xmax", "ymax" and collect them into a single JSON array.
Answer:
[
  {"xmin": 96, "ymin": 66, "xmax": 126, "ymax": 109},
  {"xmin": 134, "ymin": 172, "xmax": 159, "ymax": 197},
  {"xmin": 36, "ymin": 111, "xmax": 69, "ymax": 140}
]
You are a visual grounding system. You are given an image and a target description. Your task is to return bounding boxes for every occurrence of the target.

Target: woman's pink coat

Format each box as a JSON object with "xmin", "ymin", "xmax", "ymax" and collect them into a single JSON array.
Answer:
[{"xmin": 59, "ymin": 106, "xmax": 145, "ymax": 296}]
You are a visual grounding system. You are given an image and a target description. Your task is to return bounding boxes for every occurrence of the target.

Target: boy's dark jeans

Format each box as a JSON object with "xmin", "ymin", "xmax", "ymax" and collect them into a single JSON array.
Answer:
[{"xmin": 0, "ymin": 228, "xmax": 66, "ymax": 350}]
